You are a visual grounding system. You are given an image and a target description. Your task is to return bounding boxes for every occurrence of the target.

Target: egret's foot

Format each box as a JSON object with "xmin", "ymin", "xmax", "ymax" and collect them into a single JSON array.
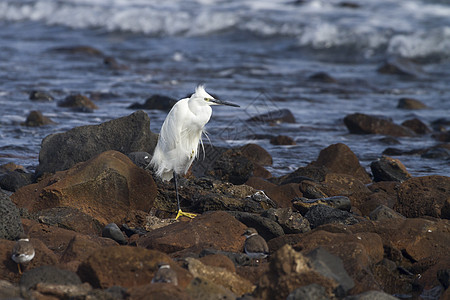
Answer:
[{"xmin": 175, "ymin": 209, "xmax": 196, "ymax": 219}]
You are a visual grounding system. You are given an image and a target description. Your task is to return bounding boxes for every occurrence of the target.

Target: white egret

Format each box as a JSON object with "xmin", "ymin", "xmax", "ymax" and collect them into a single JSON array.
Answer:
[{"xmin": 148, "ymin": 85, "xmax": 239, "ymax": 219}]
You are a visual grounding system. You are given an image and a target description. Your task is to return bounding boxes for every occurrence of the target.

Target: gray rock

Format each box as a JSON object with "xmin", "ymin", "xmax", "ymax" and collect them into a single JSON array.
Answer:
[
  {"xmin": 0, "ymin": 192, "xmax": 24, "ymax": 240},
  {"xmin": 19, "ymin": 265, "xmax": 82, "ymax": 290},
  {"xmin": 344, "ymin": 290, "xmax": 398, "ymax": 300},
  {"xmin": 128, "ymin": 152, "xmax": 152, "ymax": 168},
  {"xmin": 437, "ymin": 269, "xmax": 449, "ymax": 289},
  {"xmin": 102, "ymin": 223, "xmax": 127, "ymax": 245},
  {"xmin": 370, "ymin": 156, "xmax": 411, "ymax": 182},
  {"xmin": 246, "ymin": 109, "xmax": 296, "ymax": 124},
  {"xmin": 36, "ymin": 110, "xmax": 158, "ymax": 176},
  {"xmin": 128, "ymin": 94, "xmax": 177, "ymax": 111},
  {"xmin": 286, "ymin": 283, "xmax": 330, "ymax": 300},
  {"xmin": 306, "ymin": 247, "xmax": 354, "ymax": 296},
  {"xmin": 0, "ymin": 170, "xmax": 34, "ymax": 192},
  {"xmin": 262, "ymin": 207, "xmax": 310, "ymax": 234},
  {"xmin": 292, "ymin": 196, "xmax": 351, "ymax": 215},
  {"xmin": 227, "ymin": 211, "xmax": 284, "ymax": 240},
  {"xmin": 305, "ymin": 205, "xmax": 359, "ymax": 229},
  {"xmin": 369, "ymin": 205, "xmax": 405, "ymax": 221}
]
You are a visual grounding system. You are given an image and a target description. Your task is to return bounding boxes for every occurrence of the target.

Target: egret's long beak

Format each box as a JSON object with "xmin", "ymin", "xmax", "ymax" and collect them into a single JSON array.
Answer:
[{"xmin": 211, "ymin": 98, "xmax": 240, "ymax": 107}]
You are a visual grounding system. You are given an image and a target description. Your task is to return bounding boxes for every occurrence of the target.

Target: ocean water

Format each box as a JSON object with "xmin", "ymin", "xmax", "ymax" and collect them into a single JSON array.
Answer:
[{"xmin": 0, "ymin": 0, "xmax": 449, "ymax": 177}]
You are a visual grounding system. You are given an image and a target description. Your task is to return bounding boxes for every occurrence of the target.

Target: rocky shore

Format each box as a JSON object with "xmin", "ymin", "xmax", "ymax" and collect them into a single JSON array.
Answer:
[{"xmin": 1, "ymin": 110, "xmax": 449, "ymax": 300}]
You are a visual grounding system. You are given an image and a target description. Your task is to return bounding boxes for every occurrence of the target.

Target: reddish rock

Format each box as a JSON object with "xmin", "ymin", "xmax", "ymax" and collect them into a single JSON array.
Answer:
[
  {"xmin": 22, "ymin": 110, "xmax": 55, "ymax": 127},
  {"xmin": 311, "ymin": 143, "xmax": 372, "ymax": 184},
  {"xmin": 252, "ymin": 164, "xmax": 272, "ymax": 179},
  {"xmin": 129, "ymin": 283, "xmax": 192, "ymax": 300},
  {"xmin": 394, "ymin": 176, "xmax": 450, "ymax": 219},
  {"xmin": 344, "ymin": 113, "xmax": 414, "ymax": 137},
  {"xmin": 321, "ymin": 173, "xmax": 372, "ymax": 209},
  {"xmin": 12, "ymin": 150, "xmax": 156, "ymax": 225},
  {"xmin": 137, "ymin": 211, "xmax": 247, "ymax": 254},
  {"xmin": 245, "ymin": 176, "xmax": 276, "ymax": 190},
  {"xmin": 240, "ymin": 143, "xmax": 273, "ymax": 166},
  {"xmin": 264, "ymin": 183, "xmax": 302, "ymax": 208},
  {"xmin": 401, "ymin": 118, "xmax": 431, "ymax": 134},
  {"xmin": 199, "ymin": 254, "xmax": 236, "ymax": 273},
  {"xmin": 270, "ymin": 135, "xmax": 296, "ymax": 145},
  {"xmin": 58, "ymin": 94, "xmax": 98, "ymax": 110},
  {"xmin": 397, "ymin": 98, "xmax": 427, "ymax": 110},
  {"xmin": 0, "ymin": 238, "xmax": 58, "ymax": 283},
  {"xmin": 77, "ymin": 246, "xmax": 192, "ymax": 289}
]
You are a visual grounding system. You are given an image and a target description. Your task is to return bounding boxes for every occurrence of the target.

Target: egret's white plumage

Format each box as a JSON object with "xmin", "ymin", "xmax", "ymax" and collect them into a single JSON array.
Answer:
[{"xmin": 149, "ymin": 85, "xmax": 239, "ymax": 218}]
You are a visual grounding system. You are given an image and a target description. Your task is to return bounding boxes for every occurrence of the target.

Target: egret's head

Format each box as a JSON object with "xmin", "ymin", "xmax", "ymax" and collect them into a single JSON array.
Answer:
[{"xmin": 192, "ymin": 85, "xmax": 239, "ymax": 107}]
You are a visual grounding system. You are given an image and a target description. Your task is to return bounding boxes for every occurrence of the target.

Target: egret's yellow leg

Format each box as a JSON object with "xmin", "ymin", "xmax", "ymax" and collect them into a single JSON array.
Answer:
[{"xmin": 173, "ymin": 171, "xmax": 196, "ymax": 219}]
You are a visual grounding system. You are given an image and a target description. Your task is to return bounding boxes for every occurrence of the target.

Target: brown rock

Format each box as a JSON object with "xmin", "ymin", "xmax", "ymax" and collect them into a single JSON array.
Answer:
[
  {"xmin": 401, "ymin": 118, "xmax": 431, "ymax": 134},
  {"xmin": 22, "ymin": 110, "xmax": 55, "ymax": 127},
  {"xmin": 264, "ymin": 183, "xmax": 302, "ymax": 208},
  {"xmin": 311, "ymin": 143, "xmax": 372, "ymax": 184},
  {"xmin": 0, "ymin": 238, "xmax": 58, "ymax": 283},
  {"xmin": 253, "ymin": 245, "xmax": 338, "ymax": 300},
  {"xmin": 245, "ymin": 177, "xmax": 276, "ymax": 190},
  {"xmin": 270, "ymin": 135, "xmax": 296, "ymax": 145},
  {"xmin": 129, "ymin": 283, "xmax": 192, "ymax": 300},
  {"xmin": 397, "ymin": 98, "xmax": 428, "ymax": 110},
  {"xmin": 370, "ymin": 156, "xmax": 411, "ymax": 183},
  {"xmin": 58, "ymin": 94, "xmax": 98, "ymax": 109},
  {"xmin": 185, "ymin": 277, "xmax": 236, "ymax": 300},
  {"xmin": 137, "ymin": 211, "xmax": 247, "ymax": 254},
  {"xmin": 186, "ymin": 257, "xmax": 254, "ymax": 296},
  {"xmin": 321, "ymin": 173, "xmax": 372, "ymax": 209},
  {"xmin": 77, "ymin": 246, "xmax": 192, "ymax": 289},
  {"xmin": 199, "ymin": 254, "xmax": 236, "ymax": 273},
  {"xmin": 12, "ymin": 150, "xmax": 156, "ymax": 225},
  {"xmin": 344, "ymin": 113, "xmax": 414, "ymax": 137},
  {"xmin": 252, "ymin": 163, "xmax": 272, "ymax": 179},
  {"xmin": 240, "ymin": 143, "xmax": 273, "ymax": 166},
  {"xmin": 394, "ymin": 175, "xmax": 450, "ymax": 219}
]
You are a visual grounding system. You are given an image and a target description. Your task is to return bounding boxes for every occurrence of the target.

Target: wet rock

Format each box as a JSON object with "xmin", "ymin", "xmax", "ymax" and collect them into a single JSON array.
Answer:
[
  {"xmin": 77, "ymin": 246, "xmax": 192, "ymax": 288},
  {"xmin": 421, "ymin": 146, "xmax": 450, "ymax": 159},
  {"xmin": 128, "ymin": 94, "xmax": 177, "ymax": 111},
  {"xmin": 345, "ymin": 290, "xmax": 399, "ymax": 300},
  {"xmin": 102, "ymin": 223, "xmax": 127, "ymax": 245},
  {"xmin": 13, "ymin": 151, "xmax": 157, "ymax": 225},
  {"xmin": 50, "ymin": 45, "xmax": 105, "ymax": 57},
  {"xmin": 370, "ymin": 156, "xmax": 411, "ymax": 182},
  {"xmin": 304, "ymin": 205, "xmax": 360, "ymax": 229},
  {"xmin": 29, "ymin": 90, "xmax": 54, "ymax": 101},
  {"xmin": 401, "ymin": 118, "xmax": 431, "ymax": 134},
  {"xmin": 378, "ymin": 136, "xmax": 400, "ymax": 145},
  {"xmin": 338, "ymin": 2, "xmax": 360, "ymax": 9},
  {"xmin": 129, "ymin": 283, "xmax": 191, "ymax": 300},
  {"xmin": 377, "ymin": 57, "xmax": 424, "ymax": 77},
  {"xmin": 185, "ymin": 277, "xmax": 236, "ymax": 300},
  {"xmin": 0, "ymin": 169, "xmax": 34, "ymax": 192},
  {"xmin": 58, "ymin": 94, "xmax": 98, "ymax": 111},
  {"xmin": 137, "ymin": 211, "xmax": 247, "ymax": 254},
  {"xmin": 0, "ymin": 193, "xmax": 23, "ymax": 240},
  {"xmin": 103, "ymin": 56, "xmax": 128, "ymax": 70},
  {"xmin": 240, "ymin": 144, "xmax": 273, "ymax": 166},
  {"xmin": 270, "ymin": 135, "xmax": 296, "ymax": 145},
  {"xmin": 308, "ymin": 72, "xmax": 337, "ymax": 83},
  {"xmin": 228, "ymin": 211, "xmax": 284, "ymax": 240},
  {"xmin": 311, "ymin": 143, "xmax": 372, "ymax": 184},
  {"xmin": 397, "ymin": 98, "xmax": 428, "ymax": 110},
  {"xmin": 246, "ymin": 108, "xmax": 296, "ymax": 124},
  {"xmin": 204, "ymin": 148, "xmax": 254, "ymax": 185},
  {"xmin": 253, "ymin": 244, "xmax": 339, "ymax": 300},
  {"xmin": 277, "ymin": 165, "xmax": 328, "ymax": 185},
  {"xmin": 344, "ymin": 113, "xmax": 414, "ymax": 137},
  {"xmin": 36, "ymin": 110, "xmax": 158, "ymax": 175},
  {"xmin": 185, "ymin": 257, "xmax": 254, "ymax": 296},
  {"xmin": 22, "ymin": 110, "xmax": 55, "ymax": 127},
  {"xmin": 369, "ymin": 205, "xmax": 405, "ymax": 221},
  {"xmin": 298, "ymin": 180, "xmax": 329, "ymax": 198},
  {"xmin": 128, "ymin": 151, "xmax": 152, "ymax": 168},
  {"xmin": 292, "ymin": 196, "xmax": 351, "ymax": 215},
  {"xmin": 34, "ymin": 207, "xmax": 102, "ymax": 235},
  {"xmin": 394, "ymin": 175, "xmax": 450, "ymax": 219},
  {"xmin": 262, "ymin": 207, "xmax": 311, "ymax": 234},
  {"xmin": 20, "ymin": 265, "xmax": 81, "ymax": 290},
  {"xmin": 286, "ymin": 283, "xmax": 330, "ymax": 300},
  {"xmin": 264, "ymin": 183, "xmax": 302, "ymax": 208}
]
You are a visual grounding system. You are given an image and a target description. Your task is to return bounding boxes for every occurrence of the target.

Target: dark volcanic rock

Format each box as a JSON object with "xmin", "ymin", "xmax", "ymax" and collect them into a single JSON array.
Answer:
[
  {"xmin": 246, "ymin": 108, "xmax": 296, "ymax": 124},
  {"xmin": 304, "ymin": 205, "xmax": 360, "ymax": 229},
  {"xmin": 58, "ymin": 94, "xmax": 98, "ymax": 111},
  {"xmin": 128, "ymin": 94, "xmax": 177, "ymax": 111},
  {"xmin": 227, "ymin": 211, "xmax": 285, "ymax": 240},
  {"xmin": 262, "ymin": 207, "xmax": 311, "ymax": 234},
  {"xmin": 0, "ymin": 169, "xmax": 34, "ymax": 192},
  {"xmin": 22, "ymin": 110, "xmax": 55, "ymax": 127},
  {"xmin": 270, "ymin": 135, "xmax": 296, "ymax": 145},
  {"xmin": 20, "ymin": 265, "xmax": 82, "ymax": 290},
  {"xmin": 0, "ymin": 192, "xmax": 24, "ymax": 240},
  {"xmin": 127, "ymin": 151, "xmax": 152, "ymax": 168},
  {"xmin": 292, "ymin": 196, "xmax": 351, "ymax": 215},
  {"xmin": 397, "ymin": 98, "xmax": 428, "ymax": 110},
  {"xmin": 50, "ymin": 45, "xmax": 105, "ymax": 56},
  {"xmin": 102, "ymin": 223, "xmax": 127, "ymax": 245},
  {"xmin": 308, "ymin": 72, "xmax": 337, "ymax": 83},
  {"xmin": 344, "ymin": 113, "xmax": 414, "ymax": 137},
  {"xmin": 29, "ymin": 91, "xmax": 54, "ymax": 101},
  {"xmin": 240, "ymin": 143, "xmax": 273, "ymax": 166},
  {"xmin": 36, "ymin": 110, "xmax": 158, "ymax": 175},
  {"xmin": 401, "ymin": 118, "xmax": 431, "ymax": 134},
  {"xmin": 369, "ymin": 205, "xmax": 405, "ymax": 221},
  {"xmin": 370, "ymin": 156, "xmax": 411, "ymax": 182},
  {"xmin": 394, "ymin": 175, "xmax": 450, "ymax": 219}
]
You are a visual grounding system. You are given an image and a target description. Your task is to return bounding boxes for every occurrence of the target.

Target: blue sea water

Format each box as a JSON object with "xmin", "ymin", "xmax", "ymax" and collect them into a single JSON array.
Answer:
[{"xmin": 0, "ymin": 0, "xmax": 449, "ymax": 177}]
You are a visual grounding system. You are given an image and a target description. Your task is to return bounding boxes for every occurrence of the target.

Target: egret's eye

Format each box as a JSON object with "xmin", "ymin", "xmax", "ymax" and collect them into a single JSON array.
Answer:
[{"xmin": 204, "ymin": 97, "xmax": 209, "ymax": 101}]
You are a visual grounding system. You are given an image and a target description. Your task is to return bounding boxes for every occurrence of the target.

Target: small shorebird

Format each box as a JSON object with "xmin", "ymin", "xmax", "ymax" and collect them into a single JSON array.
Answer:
[
  {"xmin": 11, "ymin": 234, "xmax": 35, "ymax": 274},
  {"xmin": 151, "ymin": 262, "xmax": 178, "ymax": 285},
  {"xmin": 243, "ymin": 228, "xmax": 269, "ymax": 265}
]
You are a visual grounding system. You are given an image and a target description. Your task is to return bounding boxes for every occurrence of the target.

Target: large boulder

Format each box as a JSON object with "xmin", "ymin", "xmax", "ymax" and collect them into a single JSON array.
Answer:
[
  {"xmin": 0, "ymin": 192, "xmax": 24, "ymax": 240},
  {"xmin": 12, "ymin": 151, "xmax": 157, "ymax": 225},
  {"xmin": 36, "ymin": 110, "xmax": 158, "ymax": 176}
]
